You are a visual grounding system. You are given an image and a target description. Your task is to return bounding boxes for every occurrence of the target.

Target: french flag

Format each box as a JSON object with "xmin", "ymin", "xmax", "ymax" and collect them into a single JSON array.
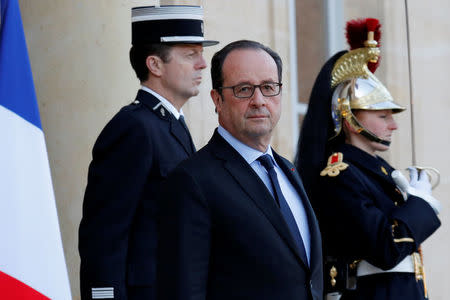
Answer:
[{"xmin": 0, "ymin": 0, "xmax": 72, "ymax": 299}]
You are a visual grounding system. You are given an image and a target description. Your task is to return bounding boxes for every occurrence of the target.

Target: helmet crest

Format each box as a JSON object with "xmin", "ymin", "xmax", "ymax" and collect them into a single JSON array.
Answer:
[{"xmin": 346, "ymin": 18, "xmax": 381, "ymax": 73}]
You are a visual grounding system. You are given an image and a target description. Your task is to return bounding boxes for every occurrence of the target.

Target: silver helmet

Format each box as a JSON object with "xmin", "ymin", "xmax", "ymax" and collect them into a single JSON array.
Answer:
[{"xmin": 330, "ymin": 18, "xmax": 405, "ymax": 145}]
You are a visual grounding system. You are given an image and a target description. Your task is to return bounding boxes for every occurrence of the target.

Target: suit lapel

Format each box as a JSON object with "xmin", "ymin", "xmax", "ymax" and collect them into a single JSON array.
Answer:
[
  {"xmin": 208, "ymin": 131, "xmax": 309, "ymax": 270},
  {"xmin": 136, "ymin": 89, "xmax": 193, "ymax": 156},
  {"xmin": 169, "ymin": 119, "xmax": 194, "ymax": 155},
  {"xmin": 274, "ymin": 152, "xmax": 323, "ymax": 274}
]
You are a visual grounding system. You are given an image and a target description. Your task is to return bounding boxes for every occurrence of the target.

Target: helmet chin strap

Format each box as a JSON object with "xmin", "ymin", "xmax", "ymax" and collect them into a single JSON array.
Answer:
[
  {"xmin": 346, "ymin": 113, "xmax": 391, "ymax": 146},
  {"xmin": 358, "ymin": 128, "xmax": 391, "ymax": 146}
]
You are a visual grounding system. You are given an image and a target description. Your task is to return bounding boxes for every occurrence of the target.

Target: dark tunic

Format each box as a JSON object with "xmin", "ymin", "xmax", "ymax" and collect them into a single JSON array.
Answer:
[
  {"xmin": 313, "ymin": 144, "xmax": 440, "ymax": 300},
  {"xmin": 79, "ymin": 90, "xmax": 194, "ymax": 300}
]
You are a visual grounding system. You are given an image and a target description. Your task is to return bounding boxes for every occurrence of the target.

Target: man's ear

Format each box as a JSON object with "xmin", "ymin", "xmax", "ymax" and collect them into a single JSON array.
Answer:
[
  {"xmin": 146, "ymin": 55, "xmax": 163, "ymax": 77},
  {"xmin": 210, "ymin": 89, "xmax": 222, "ymax": 114}
]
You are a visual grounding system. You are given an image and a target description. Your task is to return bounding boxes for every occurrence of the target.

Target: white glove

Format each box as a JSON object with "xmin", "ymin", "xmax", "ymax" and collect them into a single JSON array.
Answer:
[
  {"xmin": 407, "ymin": 167, "xmax": 432, "ymax": 195},
  {"xmin": 391, "ymin": 169, "xmax": 441, "ymax": 214},
  {"xmin": 391, "ymin": 170, "xmax": 409, "ymax": 199}
]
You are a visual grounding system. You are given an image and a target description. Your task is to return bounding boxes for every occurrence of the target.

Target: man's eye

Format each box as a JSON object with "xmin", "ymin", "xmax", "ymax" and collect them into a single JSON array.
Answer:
[
  {"xmin": 186, "ymin": 52, "xmax": 196, "ymax": 58},
  {"xmin": 262, "ymin": 84, "xmax": 275, "ymax": 91},
  {"xmin": 237, "ymin": 85, "xmax": 252, "ymax": 93}
]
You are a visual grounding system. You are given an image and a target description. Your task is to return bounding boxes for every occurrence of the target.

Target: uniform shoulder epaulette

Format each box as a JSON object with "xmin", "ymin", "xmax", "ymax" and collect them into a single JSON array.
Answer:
[{"xmin": 320, "ymin": 152, "xmax": 349, "ymax": 177}]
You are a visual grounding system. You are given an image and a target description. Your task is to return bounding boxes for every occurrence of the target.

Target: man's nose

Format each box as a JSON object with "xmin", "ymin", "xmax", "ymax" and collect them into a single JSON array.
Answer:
[
  {"xmin": 249, "ymin": 87, "xmax": 266, "ymax": 106},
  {"xmin": 196, "ymin": 55, "xmax": 207, "ymax": 70}
]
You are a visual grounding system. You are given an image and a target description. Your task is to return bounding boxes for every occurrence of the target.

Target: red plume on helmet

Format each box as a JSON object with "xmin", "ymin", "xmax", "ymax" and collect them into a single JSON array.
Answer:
[{"xmin": 345, "ymin": 18, "xmax": 381, "ymax": 73}]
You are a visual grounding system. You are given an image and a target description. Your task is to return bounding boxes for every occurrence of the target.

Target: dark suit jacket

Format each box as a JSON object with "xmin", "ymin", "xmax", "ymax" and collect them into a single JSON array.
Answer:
[
  {"xmin": 157, "ymin": 130, "xmax": 323, "ymax": 300},
  {"xmin": 79, "ymin": 89, "xmax": 194, "ymax": 300}
]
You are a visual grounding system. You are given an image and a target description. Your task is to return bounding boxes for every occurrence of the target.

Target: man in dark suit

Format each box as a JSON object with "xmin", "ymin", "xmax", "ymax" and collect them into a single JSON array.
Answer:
[
  {"xmin": 157, "ymin": 40, "xmax": 323, "ymax": 300},
  {"xmin": 78, "ymin": 6, "xmax": 218, "ymax": 300}
]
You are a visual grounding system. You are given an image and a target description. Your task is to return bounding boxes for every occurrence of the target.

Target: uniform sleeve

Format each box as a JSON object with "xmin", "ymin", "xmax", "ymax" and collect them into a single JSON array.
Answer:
[
  {"xmin": 319, "ymin": 166, "xmax": 440, "ymax": 270},
  {"xmin": 78, "ymin": 111, "xmax": 152, "ymax": 299},
  {"xmin": 391, "ymin": 194, "xmax": 440, "ymax": 247},
  {"xmin": 157, "ymin": 165, "xmax": 211, "ymax": 300}
]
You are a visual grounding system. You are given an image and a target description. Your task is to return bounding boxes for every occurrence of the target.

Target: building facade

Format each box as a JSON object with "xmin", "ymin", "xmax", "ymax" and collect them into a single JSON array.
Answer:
[{"xmin": 19, "ymin": 0, "xmax": 449, "ymax": 298}]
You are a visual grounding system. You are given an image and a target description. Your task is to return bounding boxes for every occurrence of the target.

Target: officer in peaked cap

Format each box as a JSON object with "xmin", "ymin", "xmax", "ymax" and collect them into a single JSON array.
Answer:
[
  {"xmin": 295, "ymin": 18, "xmax": 440, "ymax": 299},
  {"xmin": 79, "ymin": 5, "xmax": 218, "ymax": 300}
]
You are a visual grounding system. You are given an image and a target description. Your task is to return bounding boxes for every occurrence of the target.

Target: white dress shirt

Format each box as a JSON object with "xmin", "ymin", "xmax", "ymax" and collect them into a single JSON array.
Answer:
[{"xmin": 217, "ymin": 126, "xmax": 311, "ymax": 263}]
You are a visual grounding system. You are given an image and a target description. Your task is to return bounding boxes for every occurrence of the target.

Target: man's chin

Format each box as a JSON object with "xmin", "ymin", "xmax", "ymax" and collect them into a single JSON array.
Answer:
[
  {"xmin": 191, "ymin": 88, "xmax": 200, "ymax": 97},
  {"xmin": 244, "ymin": 126, "xmax": 272, "ymax": 139},
  {"xmin": 182, "ymin": 89, "xmax": 200, "ymax": 99}
]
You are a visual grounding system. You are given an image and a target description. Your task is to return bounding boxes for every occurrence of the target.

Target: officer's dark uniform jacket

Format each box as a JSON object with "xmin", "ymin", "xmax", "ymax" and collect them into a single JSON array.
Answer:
[
  {"xmin": 78, "ymin": 89, "xmax": 195, "ymax": 300},
  {"xmin": 314, "ymin": 143, "xmax": 440, "ymax": 300}
]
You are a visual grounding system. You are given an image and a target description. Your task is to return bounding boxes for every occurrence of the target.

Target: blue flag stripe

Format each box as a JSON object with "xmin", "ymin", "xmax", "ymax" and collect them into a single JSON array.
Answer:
[{"xmin": 0, "ymin": 0, "xmax": 42, "ymax": 129}]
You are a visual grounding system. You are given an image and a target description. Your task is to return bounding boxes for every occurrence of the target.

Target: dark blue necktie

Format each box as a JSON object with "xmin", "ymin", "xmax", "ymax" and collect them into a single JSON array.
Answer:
[
  {"xmin": 179, "ymin": 115, "xmax": 196, "ymax": 153},
  {"xmin": 257, "ymin": 154, "xmax": 309, "ymax": 266}
]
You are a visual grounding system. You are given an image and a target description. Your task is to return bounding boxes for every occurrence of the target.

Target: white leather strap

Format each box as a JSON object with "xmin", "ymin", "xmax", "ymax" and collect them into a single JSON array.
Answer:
[
  {"xmin": 357, "ymin": 255, "xmax": 414, "ymax": 277},
  {"xmin": 326, "ymin": 292, "xmax": 342, "ymax": 300}
]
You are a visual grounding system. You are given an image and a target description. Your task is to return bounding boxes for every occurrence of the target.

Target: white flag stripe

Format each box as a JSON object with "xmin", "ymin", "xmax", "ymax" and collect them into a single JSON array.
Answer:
[{"xmin": 0, "ymin": 105, "xmax": 72, "ymax": 299}]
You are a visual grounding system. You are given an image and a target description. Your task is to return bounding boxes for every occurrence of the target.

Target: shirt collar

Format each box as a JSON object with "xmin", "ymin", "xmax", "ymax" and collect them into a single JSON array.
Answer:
[
  {"xmin": 217, "ymin": 126, "xmax": 275, "ymax": 165},
  {"xmin": 140, "ymin": 86, "xmax": 184, "ymax": 120}
]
